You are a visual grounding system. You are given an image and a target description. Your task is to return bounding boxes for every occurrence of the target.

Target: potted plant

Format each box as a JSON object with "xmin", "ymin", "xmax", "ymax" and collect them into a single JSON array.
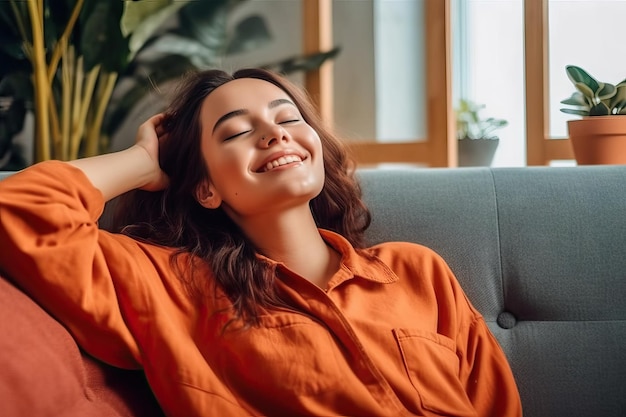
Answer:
[
  {"xmin": 560, "ymin": 65, "xmax": 626, "ymax": 165},
  {"xmin": 455, "ymin": 98, "xmax": 508, "ymax": 167}
]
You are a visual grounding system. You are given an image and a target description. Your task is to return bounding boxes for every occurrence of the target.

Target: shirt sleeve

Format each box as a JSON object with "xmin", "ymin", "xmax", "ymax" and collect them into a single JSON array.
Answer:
[
  {"xmin": 441, "ymin": 263, "xmax": 522, "ymax": 417},
  {"xmin": 0, "ymin": 161, "xmax": 146, "ymax": 368},
  {"xmin": 458, "ymin": 313, "xmax": 523, "ymax": 416},
  {"xmin": 402, "ymin": 243, "xmax": 522, "ymax": 416}
]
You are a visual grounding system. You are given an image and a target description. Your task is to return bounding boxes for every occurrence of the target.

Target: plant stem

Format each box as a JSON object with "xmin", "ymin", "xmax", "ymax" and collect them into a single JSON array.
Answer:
[
  {"xmin": 85, "ymin": 72, "xmax": 118, "ymax": 157},
  {"xmin": 71, "ymin": 54, "xmax": 85, "ymax": 159},
  {"xmin": 47, "ymin": 94, "xmax": 61, "ymax": 159},
  {"xmin": 70, "ymin": 64, "xmax": 100, "ymax": 159},
  {"xmin": 47, "ymin": 0, "xmax": 84, "ymax": 83},
  {"xmin": 61, "ymin": 44, "xmax": 73, "ymax": 160},
  {"xmin": 26, "ymin": 0, "xmax": 50, "ymax": 162}
]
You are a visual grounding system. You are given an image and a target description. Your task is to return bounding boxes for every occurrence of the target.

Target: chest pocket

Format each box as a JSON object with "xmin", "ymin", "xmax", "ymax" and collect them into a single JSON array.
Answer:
[{"xmin": 393, "ymin": 328, "xmax": 477, "ymax": 417}]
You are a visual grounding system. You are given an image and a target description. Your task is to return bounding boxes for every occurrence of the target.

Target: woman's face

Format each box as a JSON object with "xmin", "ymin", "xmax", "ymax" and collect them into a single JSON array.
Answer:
[{"xmin": 197, "ymin": 78, "xmax": 325, "ymax": 219}]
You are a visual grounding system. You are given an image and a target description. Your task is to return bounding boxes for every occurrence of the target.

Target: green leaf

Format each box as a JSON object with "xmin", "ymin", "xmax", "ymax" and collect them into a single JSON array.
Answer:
[
  {"xmin": 589, "ymin": 102, "xmax": 610, "ymax": 116},
  {"xmin": 132, "ymin": 0, "xmax": 238, "ymax": 67},
  {"xmin": 484, "ymin": 117, "xmax": 508, "ymax": 128},
  {"xmin": 80, "ymin": 0, "xmax": 129, "ymax": 72},
  {"xmin": 122, "ymin": 0, "xmax": 187, "ymax": 60},
  {"xmin": 226, "ymin": 15, "xmax": 272, "ymax": 54},
  {"xmin": 566, "ymin": 65, "xmax": 600, "ymax": 94},
  {"xmin": 560, "ymin": 108, "xmax": 589, "ymax": 116},
  {"xmin": 178, "ymin": 0, "xmax": 234, "ymax": 53},
  {"xmin": 608, "ymin": 83, "xmax": 626, "ymax": 114},
  {"xmin": 560, "ymin": 92, "xmax": 588, "ymax": 106},
  {"xmin": 122, "ymin": 0, "xmax": 174, "ymax": 35},
  {"xmin": 611, "ymin": 100, "xmax": 626, "ymax": 115},
  {"xmin": 595, "ymin": 82, "xmax": 616, "ymax": 101},
  {"xmin": 573, "ymin": 81, "xmax": 595, "ymax": 104},
  {"xmin": 139, "ymin": 33, "xmax": 216, "ymax": 68},
  {"xmin": 454, "ymin": 98, "xmax": 507, "ymax": 139},
  {"xmin": 262, "ymin": 47, "xmax": 342, "ymax": 74}
]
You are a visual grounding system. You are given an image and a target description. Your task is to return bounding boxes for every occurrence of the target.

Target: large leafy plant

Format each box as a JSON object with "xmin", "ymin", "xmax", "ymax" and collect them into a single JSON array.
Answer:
[
  {"xmin": 560, "ymin": 65, "xmax": 626, "ymax": 117},
  {"xmin": 0, "ymin": 0, "xmax": 339, "ymax": 170},
  {"xmin": 0, "ymin": 0, "xmax": 182, "ymax": 166}
]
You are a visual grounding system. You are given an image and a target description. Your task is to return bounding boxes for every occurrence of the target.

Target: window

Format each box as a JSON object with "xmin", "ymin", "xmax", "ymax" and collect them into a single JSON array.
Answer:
[
  {"xmin": 305, "ymin": 0, "xmax": 625, "ymax": 167},
  {"xmin": 453, "ymin": 0, "xmax": 526, "ymax": 167}
]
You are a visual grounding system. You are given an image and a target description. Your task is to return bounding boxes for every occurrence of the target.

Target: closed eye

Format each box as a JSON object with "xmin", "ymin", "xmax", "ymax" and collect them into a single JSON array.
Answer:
[
  {"xmin": 279, "ymin": 119, "xmax": 300, "ymax": 125},
  {"xmin": 224, "ymin": 130, "xmax": 250, "ymax": 141}
]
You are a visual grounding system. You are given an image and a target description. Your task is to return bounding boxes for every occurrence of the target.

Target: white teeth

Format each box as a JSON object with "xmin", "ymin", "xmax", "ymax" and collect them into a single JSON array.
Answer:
[{"xmin": 264, "ymin": 155, "xmax": 302, "ymax": 171}]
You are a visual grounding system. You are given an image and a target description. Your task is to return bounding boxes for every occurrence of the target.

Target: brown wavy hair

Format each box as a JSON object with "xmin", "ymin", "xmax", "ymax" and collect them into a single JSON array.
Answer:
[{"xmin": 112, "ymin": 68, "xmax": 371, "ymax": 325}]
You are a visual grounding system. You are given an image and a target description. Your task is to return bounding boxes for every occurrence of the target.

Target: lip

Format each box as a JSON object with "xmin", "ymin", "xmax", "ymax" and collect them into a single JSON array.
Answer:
[{"xmin": 254, "ymin": 149, "xmax": 307, "ymax": 173}]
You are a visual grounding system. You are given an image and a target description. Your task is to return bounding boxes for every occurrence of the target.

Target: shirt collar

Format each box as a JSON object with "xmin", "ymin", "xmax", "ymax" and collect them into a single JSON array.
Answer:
[{"xmin": 257, "ymin": 229, "xmax": 398, "ymax": 289}]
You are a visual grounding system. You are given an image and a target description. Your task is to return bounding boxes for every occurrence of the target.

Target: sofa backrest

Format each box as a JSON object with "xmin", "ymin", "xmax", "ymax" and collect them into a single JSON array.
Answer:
[{"xmin": 358, "ymin": 165, "xmax": 626, "ymax": 417}]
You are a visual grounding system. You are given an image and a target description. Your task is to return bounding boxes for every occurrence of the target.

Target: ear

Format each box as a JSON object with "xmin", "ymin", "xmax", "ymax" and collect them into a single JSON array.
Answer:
[{"xmin": 195, "ymin": 180, "xmax": 222, "ymax": 209}]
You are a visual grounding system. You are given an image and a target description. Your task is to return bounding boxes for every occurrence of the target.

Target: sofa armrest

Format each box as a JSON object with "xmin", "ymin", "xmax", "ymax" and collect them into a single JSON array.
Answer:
[{"xmin": 0, "ymin": 272, "xmax": 163, "ymax": 417}]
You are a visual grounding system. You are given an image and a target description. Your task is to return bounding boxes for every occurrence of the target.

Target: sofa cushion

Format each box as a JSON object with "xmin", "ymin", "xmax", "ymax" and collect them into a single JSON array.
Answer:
[{"xmin": 0, "ymin": 273, "xmax": 163, "ymax": 417}]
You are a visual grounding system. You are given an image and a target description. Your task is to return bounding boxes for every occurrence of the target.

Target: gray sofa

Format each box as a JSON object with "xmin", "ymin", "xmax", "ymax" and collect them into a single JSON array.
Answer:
[{"xmin": 1, "ymin": 165, "xmax": 625, "ymax": 416}]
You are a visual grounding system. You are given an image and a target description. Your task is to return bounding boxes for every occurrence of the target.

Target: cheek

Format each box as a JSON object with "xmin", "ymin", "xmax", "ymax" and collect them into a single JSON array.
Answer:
[
  {"xmin": 300, "ymin": 126, "xmax": 323, "ymax": 155},
  {"xmin": 205, "ymin": 145, "xmax": 247, "ymax": 174},
  {"xmin": 204, "ymin": 145, "xmax": 254, "ymax": 194},
  {"xmin": 309, "ymin": 132, "xmax": 325, "ymax": 167}
]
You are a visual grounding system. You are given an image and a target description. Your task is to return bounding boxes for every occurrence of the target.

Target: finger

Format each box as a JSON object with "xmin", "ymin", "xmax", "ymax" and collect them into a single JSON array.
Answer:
[
  {"xmin": 152, "ymin": 114, "xmax": 167, "ymax": 137},
  {"xmin": 149, "ymin": 113, "xmax": 165, "ymax": 124}
]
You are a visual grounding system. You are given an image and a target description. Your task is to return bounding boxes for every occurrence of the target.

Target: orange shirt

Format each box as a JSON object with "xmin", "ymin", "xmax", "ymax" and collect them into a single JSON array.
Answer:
[{"xmin": 0, "ymin": 161, "xmax": 522, "ymax": 417}]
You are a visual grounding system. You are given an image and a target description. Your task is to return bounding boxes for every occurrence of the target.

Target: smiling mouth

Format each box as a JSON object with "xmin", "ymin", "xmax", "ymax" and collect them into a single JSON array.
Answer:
[{"xmin": 258, "ymin": 155, "xmax": 305, "ymax": 172}]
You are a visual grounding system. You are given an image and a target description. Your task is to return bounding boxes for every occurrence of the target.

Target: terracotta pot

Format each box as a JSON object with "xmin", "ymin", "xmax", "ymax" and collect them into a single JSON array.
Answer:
[
  {"xmin": 567, "ymin": 116, "xmax": 626, "ymax": 165},
  {"xmin": 458, "ymin": 138, "xmax": 499, "ymax": 167}
]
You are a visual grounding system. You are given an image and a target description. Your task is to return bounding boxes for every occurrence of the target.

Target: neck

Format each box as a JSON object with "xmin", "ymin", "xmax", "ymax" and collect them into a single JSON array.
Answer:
[{"xmin": 233, "ymin": 205, "xmax": 340, "ymax": 288}]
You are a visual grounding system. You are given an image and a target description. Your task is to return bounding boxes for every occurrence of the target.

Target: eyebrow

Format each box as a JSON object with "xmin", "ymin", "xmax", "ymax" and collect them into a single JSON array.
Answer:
[{"xmin": 211, "ymin": 98, "xmax": 297, "ymax": 134}]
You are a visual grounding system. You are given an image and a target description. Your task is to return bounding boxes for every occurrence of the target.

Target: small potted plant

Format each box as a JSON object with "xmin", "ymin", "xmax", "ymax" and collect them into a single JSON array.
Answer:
[
  {"xmin": 455, "ymin": 98, "xmax": 508, "ymax": 167},
  {"xmin": 560, "ymin": 65, "xmax": 626, "ymax": 165}
]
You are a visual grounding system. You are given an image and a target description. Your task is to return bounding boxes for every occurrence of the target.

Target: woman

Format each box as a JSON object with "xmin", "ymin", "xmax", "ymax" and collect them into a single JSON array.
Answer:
[{"xmin": 0, "ymin": 68, "xmax": 521, "ymax": 416}]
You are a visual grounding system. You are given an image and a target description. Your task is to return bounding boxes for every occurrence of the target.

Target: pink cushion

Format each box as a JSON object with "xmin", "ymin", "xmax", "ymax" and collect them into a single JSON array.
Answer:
[{"xmin": 0, "ymin": 274, "xmax": 163, "ymax": 417}]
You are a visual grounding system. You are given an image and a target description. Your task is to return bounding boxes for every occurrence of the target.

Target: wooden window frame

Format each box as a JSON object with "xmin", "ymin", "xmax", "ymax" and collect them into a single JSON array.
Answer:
[
  {"xmin": 524, "ymin": 0, "xmax": 574, "ymax": 165},
  {"xmin": 303, "ymin": 0, "xmax": 572, "ymax": 167}
]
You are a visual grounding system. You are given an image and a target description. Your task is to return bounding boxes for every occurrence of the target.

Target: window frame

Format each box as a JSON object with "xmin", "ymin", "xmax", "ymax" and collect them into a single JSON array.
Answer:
[{"xmin": 302, "ymin": 0, "xmax": 573, "ymax": 167}]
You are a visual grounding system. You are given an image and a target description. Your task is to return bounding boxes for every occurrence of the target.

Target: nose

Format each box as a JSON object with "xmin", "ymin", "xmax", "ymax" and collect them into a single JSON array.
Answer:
[{"xmin": 258, "ymin": 125, "xmax": 289, "ymax": 148}]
